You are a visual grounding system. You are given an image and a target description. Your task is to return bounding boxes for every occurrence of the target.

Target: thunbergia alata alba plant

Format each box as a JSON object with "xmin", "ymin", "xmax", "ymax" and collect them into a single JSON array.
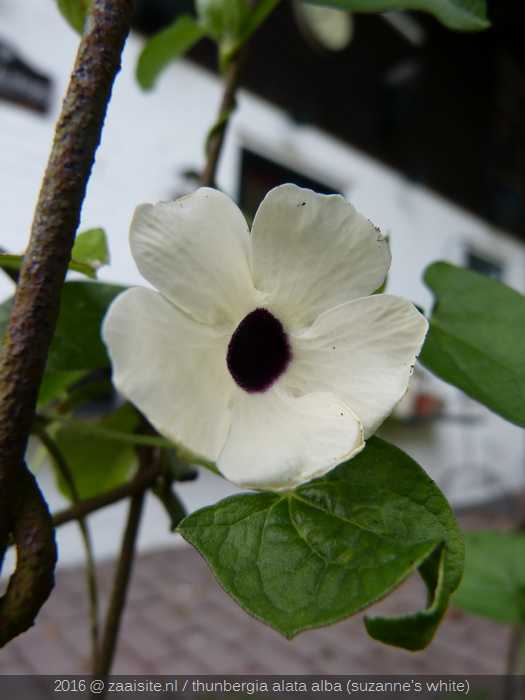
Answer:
[
  {"xmin": 5, "ymin": 0, "xmax": 523, "ymax": 679},
  {"xmin": 102, "ymin": 184, "xmax": 427, "ymax": 491}
]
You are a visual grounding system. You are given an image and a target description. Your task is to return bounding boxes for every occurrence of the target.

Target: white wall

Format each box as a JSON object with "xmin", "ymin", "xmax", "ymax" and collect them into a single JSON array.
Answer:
[{"xmin": 1, "ymin": 0, "xmax": 524, "ymax": 527}]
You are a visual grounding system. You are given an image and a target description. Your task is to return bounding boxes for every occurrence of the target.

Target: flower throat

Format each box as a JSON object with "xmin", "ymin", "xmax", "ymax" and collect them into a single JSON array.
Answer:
[{"xmin": 226, "ymin": 308, "xmax": 291, "ymax": 393}]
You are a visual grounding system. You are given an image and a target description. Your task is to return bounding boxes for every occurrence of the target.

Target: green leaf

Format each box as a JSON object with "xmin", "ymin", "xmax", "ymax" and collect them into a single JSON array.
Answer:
[
  {"xmin": 54, "ymin": 370, "xmax": 115, "ymax": 413},
  {"xmin": 452, "ymin": 531, "xmax": 525, "ymax": 624},
  {"xmin": 208, "ymin": 0, "xmax": 280, "ymax": 68},
  {"xmin": 37, "ymin": 370, "xmax": 86, "ymax": 408},
  {"xmin": 0, "ymin": 294, "xmax": 12, "ymax": 343},
  {"xmin": 136, "ymin": 16, "xmax": 207, "ymax": 91},
  {"xmin": 46, "ymin": 415, "xmax": 176, "ymax": 450},
  {"xmin": 365, "ymin": 542, "xmax": 449, "ymax": 649},
  {"xmin": 302, "ymin": 0, "xmax": 490, "ymax": 31},
  {"xmin": 420, "ymin": 262, "xmax": 525, "ymax": 427},
  {"xmin": 47, "ymin": 281, "xmax": 125, "ymax": 371},
  {"xmin": 45, "ymin": 411, "xmax": 219, "ymax": 474},
  {"xmin": 71, "ymin": 228, "xmax": 110, "ymax": 277},
  {"xmin": 0, "ymin": 254, "xmax": 24, "ymax": 273},
  {"xmin": 52, "ymin": 404, "xmax": 139, "ymax": 500},
  {"xmin": 0, "ymin": 281, "xmax": 126, "ymax": 372},
  {"xmin": 0, "ymin": 252, "xmax": 98, "ymax": 280},
  {"xmin": 196, "ymin": 0, "xmax": 250, "ymax": 40},
  {"xmin": 178, "ymin": 438, "xmax": 463, "ymax": 646},
  {"xmin": 56, "ymin": 0, "xmax": 91, "ymax": 34}
]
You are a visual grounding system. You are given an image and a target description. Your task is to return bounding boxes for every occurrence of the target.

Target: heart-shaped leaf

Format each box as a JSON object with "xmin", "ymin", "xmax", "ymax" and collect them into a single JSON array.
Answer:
[
  {"xmin": 452, "ymin": 531, "xmax": 525, "ymax": 624},
  {"xmin": 51, "ymin": 403, "xmax": 140, "ymax": 500},
  {"xmin": 302, "ymin": 0, "xmax": 489, "ymax": 31},
  {"xmin": 196, "ymin": 0, "xmax": 251, "ymax": 40},
  {"xmin": 0, "ymin": 281, "xmax": 126, "ymax": 372},
  {"xmin": 194, "ymin": 0, "xmax": 280, "ymax": 69},
  {"xmin": 136, "ymin": 16, "xmax": 207, "ymax": 91},
  {"xmin": 179, "ymin": 438, "xmax": 463, "ymax": 648},
  {"xmin": 420, "ymin": 262, "xmax": 525, "ymax": 428}
]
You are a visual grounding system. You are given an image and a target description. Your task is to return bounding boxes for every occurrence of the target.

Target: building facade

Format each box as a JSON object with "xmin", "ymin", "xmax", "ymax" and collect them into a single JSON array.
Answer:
[{"xmin": 1, "ymin": 0, "xmax": 524, "ymax": 522}]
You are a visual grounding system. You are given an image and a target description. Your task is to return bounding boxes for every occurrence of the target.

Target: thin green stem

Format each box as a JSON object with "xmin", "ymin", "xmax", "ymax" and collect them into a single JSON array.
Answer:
[
  {"xmin": 36, "ymin": 427, "xmax": 100, "ymax": 671},
  {"xmin": 40, "ymin": 412, "xmax": 218, "ymax": 473},
  {"xmin": 200, "ymin": 47, "xmax": 247, "ymax": 187},
  {"xmin": 93, "ymin": 449, "xmax": 153, "ymax": 680},
  {"xmin": 4, "ymin": 460, "xmax": 160, "ymax": 547},
  {"xmin": 48, "ymin": 418, "xmax": 174, "ymax": 448},
  {"xmin": 52, "ymin": 464, "xmax": 160, "ymax": 528}
]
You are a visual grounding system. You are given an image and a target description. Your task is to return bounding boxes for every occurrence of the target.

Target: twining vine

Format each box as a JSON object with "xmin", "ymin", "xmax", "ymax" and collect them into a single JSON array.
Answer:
[{"xmin": 0, "ymin": 0, "xmax": 134, "ymax": 648}]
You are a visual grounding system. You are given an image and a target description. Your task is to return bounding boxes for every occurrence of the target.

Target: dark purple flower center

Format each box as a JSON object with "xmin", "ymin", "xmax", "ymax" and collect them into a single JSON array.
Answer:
[{"xmin": 226, "ymin": 308, "xmax": 292, "ymax": 393}]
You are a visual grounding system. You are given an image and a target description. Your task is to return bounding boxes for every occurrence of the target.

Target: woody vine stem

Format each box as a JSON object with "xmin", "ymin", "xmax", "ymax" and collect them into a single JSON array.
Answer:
[{"xmin": 0, "ymin": 0, "xmax": 133, "ymax": 648}]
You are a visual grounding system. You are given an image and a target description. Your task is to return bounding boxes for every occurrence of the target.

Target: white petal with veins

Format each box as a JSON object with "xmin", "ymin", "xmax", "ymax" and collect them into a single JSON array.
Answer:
[
  {"xmin": 103, "ymin": 184, "xmax": 426, "ymax": 491},
  {"xmin": 102, "ymin": 287, "xmax": 235, "ymax": 461},
  {"xmin": 130, "ymin": 188, "xmax": 257, "ymax": 326},
  {"xmin": 250, "ymin": 184, "xmax": 390, "ymax": 330},
  {"xmin": 284, "ymin": 294, "xmax": 428, "ymax": 438},
  {"xmin": 218, "ymin": 386, "xmax": 364, "ymax": 491}
]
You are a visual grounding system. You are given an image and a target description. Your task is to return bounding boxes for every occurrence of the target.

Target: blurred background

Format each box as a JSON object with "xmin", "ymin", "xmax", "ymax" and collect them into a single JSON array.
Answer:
[{"xmin": 0, "ymin": 0, "xmax": 524, "ymax": 676}]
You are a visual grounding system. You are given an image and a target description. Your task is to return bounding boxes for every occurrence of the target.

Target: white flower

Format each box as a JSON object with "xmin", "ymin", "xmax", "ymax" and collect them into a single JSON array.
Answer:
[{"xmin": 102, "ymin": 184, "xmax": 427, "ymax": 491}]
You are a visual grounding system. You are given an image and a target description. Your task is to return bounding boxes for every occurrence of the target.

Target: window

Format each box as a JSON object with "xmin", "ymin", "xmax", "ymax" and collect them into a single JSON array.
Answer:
[
  {"xmin": 465, "ymin": 249, "xmax": 504, "ymax": 281},
  {"xmin": 239, "ymin": 148, "xmax": 339, "ymax": 221},
  {"xmin": 0, "ymin": 40, "xmax": 51, "ymax": 113}
]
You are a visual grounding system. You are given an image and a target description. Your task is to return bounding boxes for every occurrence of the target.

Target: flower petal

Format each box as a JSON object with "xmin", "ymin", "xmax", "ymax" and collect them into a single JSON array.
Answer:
[
  {"xmin": 217, "ymin": 387, "xmax": 364, "ymax": 491},
  {"xmin": 250, "ymin": 184, "xmax": 390, "ymax": 329},
  {"xmin": 284, "ymin": 295, "xmax": 428, "ymax": 438},
  {"xmin": 130, "ymin": 188, "xmax": 257, "ymax": 325},
  {"xmin": 102, "ymin": 287, "xmax": 235, "ymax": 461}
]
